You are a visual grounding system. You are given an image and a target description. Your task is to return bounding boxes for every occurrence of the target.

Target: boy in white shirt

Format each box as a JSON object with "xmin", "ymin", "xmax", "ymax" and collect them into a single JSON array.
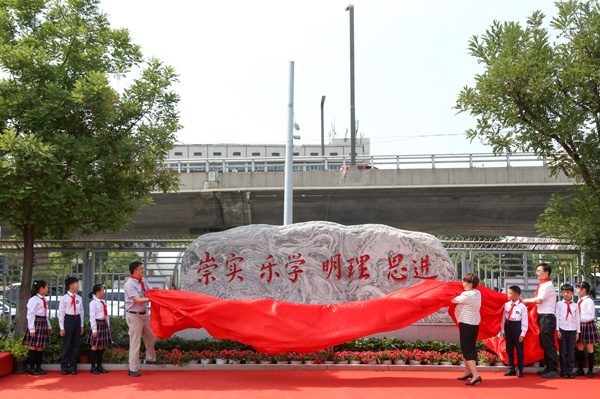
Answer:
[
  {"xmin": 58, "ymin": 276, "xmax": 84, "ymax": 375},
  {"xmin": 555, "ymin": 284, "xmax": 580, "ymax": 378},
  {"xmin": 500, "ymin": 285, "xmax": 528, "ymax": 377}
]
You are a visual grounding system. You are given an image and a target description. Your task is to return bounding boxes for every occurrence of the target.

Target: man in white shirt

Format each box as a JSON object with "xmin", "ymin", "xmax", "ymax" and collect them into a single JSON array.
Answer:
[
  {"xmin": 523, "ymin": 263, "xmax": 559, "ymax": 378},
  {"xmin": 124, "ymin": 261, "xmax": 162, "ymax": 377}
]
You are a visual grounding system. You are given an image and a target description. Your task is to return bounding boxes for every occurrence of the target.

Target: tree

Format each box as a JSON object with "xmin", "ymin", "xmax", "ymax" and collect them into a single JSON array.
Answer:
[
  {"xmin": 455, "ymin": 0, "xmax": 600, "ymax": 266},
  {"xmin": 0, "ymin": 0, "xmax": 181, "ymax": 333}
]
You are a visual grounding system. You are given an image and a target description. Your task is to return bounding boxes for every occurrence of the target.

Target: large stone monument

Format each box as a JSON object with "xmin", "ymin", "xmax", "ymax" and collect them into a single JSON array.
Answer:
[{"xmin": 177, "ymin": 222, "xmax": 458, "ymax": 340}]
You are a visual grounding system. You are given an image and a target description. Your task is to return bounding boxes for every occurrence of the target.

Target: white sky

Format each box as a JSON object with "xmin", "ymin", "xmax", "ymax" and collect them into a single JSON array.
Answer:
[{"xmin": 99, "ymin": 0, "xmax": 559, "ymax": 156}]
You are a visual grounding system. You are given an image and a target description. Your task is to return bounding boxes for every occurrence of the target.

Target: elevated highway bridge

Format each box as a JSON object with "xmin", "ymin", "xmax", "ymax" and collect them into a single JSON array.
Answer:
[{"xmin": 127, "ymin": 153, "xmax": 576, "ymax": 237}]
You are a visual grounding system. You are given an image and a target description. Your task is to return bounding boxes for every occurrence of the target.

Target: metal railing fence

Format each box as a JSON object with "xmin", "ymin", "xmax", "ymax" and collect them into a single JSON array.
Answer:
[
  {"xmin": 162, "ymin": 152, "xmax": 547, "ymax": 173},
  {"xmin": 1, "ymin": 238, "xmax": 596, "ymax": 332}
]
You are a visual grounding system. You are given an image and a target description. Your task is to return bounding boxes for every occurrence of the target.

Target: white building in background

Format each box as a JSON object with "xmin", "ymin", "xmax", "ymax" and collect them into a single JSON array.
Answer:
[{"xmin": 166, "ymin": 138, "xmax": 370, "ymax": 160}]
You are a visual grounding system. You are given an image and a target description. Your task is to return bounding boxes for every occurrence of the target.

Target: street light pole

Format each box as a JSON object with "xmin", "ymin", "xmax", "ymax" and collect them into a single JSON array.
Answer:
[
  {"xmin": 321, "ymin": 96, "xmax": 326, "ymax": 156},
  {"xmin": 346, "ymin": 4, "xmax": 356, "ymax": 166},
  {"xmin": 284, "ymin": 61, "xmax": 294, "ymax": 225}
]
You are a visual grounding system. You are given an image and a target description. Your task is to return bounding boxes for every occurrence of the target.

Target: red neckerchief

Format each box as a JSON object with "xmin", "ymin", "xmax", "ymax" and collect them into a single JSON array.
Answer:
[
  {"xmin": 535, "ymin": 278, "xmax": 551, "ymax": 296},
  {"xmin": 69, "ymin": 292, "xmax": 76, "ymax": 314},
  {"xmin": 507, "ymin": 299, "xmax": 522, "ymax": 320},
  {"xmin": 565, "ymin": 301, "xmax": 573, "ymax": 320},
  {"xmin": 578, "ymin": 296, "xmax": 588, "ymax": 314},
  {"xmin": 101, "ymin": 300, "xmax": 108, "ymax": 319},
  {"xmin": 130, "ymin": 275, "xmax": 146, "ymax": 293},
  {"xmin": 37, "ymin": 294, "xmax": 47, "ymax": 312}
]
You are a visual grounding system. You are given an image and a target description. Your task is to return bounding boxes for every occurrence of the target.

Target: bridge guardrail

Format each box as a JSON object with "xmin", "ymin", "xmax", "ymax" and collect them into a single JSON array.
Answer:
[{"xmin": 162, "ymin": 152, "xmax": 547, "ymax": 173}]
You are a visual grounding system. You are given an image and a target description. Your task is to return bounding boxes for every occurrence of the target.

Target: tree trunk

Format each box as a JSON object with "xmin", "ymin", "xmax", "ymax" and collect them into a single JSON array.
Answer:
[{"xmin": 15, "ymin": 226, "xmax": 35, "ymax": 334}]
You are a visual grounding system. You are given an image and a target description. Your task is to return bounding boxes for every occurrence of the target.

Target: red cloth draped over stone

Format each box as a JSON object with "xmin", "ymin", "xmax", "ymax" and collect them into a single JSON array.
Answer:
[{"xmin": 148, "ymin": 280, "xmax": 543, "ymax": 360}]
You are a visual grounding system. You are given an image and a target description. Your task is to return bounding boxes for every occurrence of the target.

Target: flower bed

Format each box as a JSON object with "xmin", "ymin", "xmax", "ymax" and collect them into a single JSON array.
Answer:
[
  {"xmin": 97, "ymin": 347, "xmax": 504, "ymax": 367},
  {"xmin": 6, "ymin": 319, "xmax": 598, "ymax": 366},
  {"xmin": 476, "ymin": 350, "xmax": 498, "ymax": 365}
]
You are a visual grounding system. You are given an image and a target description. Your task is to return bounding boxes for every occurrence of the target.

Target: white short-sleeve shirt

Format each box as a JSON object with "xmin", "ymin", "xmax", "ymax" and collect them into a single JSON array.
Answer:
[{"xmin": 536, "ymin": 280, "xmax": 557, "ymax": 314}]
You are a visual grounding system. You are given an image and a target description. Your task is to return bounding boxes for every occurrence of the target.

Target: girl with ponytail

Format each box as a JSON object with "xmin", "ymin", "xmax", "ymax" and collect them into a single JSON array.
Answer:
[
  {"xmin": 86, "ymin": 284, "xmax": 112, "ymax": 374},
  {"xmin": 22, "ymin": 280, "xmax": 52, "ymax": 375},
  {"xmin": 574, "ymin": 282, "xmax": 600, "ymax": 378}
]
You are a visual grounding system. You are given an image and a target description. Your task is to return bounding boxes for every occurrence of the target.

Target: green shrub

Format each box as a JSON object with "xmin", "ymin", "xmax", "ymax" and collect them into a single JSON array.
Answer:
[
  {"xmin": 43, "ymin": 318, "xmax": 63, "ymax": 363},
  {"xmin": 0, "ymin": 318, "xmax": 9, "ymax": 339},
  {"xmin": 107, "ymin": 317, "xmax": 130, "ymax": 348},
  {"xmin": 331, "ymin": 338, "xmax": 461, "ymax": 353},
  {"xmin": 2, "ymin": 334, "xmax": 29, "ymax": 360},
  {"xmin": 79, "ymin": 317, "xmax": 91, "ymax": 355}
]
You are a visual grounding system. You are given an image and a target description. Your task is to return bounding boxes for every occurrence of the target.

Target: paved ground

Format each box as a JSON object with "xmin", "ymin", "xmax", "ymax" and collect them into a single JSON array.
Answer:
[{"xmin": 2, "ymin": 370, "xmax": 599, "ymax": 399}]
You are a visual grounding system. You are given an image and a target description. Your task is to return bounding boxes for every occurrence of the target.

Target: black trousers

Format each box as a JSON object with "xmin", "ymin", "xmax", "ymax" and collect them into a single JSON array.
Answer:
[
  {"xmin": 459, "ymin": 322, "xmax": 479, "ymax": 361},
  {"xmin": 505, "ymin": 320, "xmax": 524, "ymax": 371},
  {"xmin": 61, "ymin": 315, "xmax": 81, "ymax": 371},
  {"xmin": 558, "ymin": 329, "xmax": 576, "ymax": 374},
  {"xmin": 537, "ymin": 314, "xmax": 559, "ymax": 372}
]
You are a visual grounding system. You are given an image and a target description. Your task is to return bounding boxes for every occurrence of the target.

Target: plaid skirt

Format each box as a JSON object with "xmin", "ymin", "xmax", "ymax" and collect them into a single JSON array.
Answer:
[
  {"xmin": 578, "ymin": 320, "xmax": 600, "ymax": 344},
  {"xmin": 22, "ymin": 316, "xmax": 50, "ymax": 347},
  {"xmin": 86, "ymin": 319, "xmax": 112, "ymax": 346}
]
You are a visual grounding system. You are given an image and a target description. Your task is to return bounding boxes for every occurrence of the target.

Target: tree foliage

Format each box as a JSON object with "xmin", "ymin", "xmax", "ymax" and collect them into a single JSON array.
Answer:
[
  {"xmin": 455, "ymin": 0, "xmax": 600, "ymax": 264},
  {"xmin": 0, "ymin": 0, "xmax": 181, "ymax": 332}
]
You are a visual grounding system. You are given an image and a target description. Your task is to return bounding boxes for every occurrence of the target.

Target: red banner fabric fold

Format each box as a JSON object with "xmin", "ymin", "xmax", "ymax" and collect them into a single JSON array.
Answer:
[{"xmin": 148, "ymin": 280, "xmax": 543, "ymax": 361}]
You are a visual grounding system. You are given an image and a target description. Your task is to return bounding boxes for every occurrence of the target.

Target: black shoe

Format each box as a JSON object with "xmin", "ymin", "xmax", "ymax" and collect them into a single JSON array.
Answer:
[
  {"xmin": 573, "ymin": 369, "xmax": 585, "ymax": 377},
  {"xmin": 70, "ymin": 370, "xmax": 77, "ymax": 375},
  {"xmin": 28, "ymin": 369, "xmax": 41, "ymax": 376},
  {"xmin": 128, "ymin": 370, "xmax": 141, "ymax": 377},
  {"xmin": 62, "ymin": 370, "xmax": 69, "ymax": 375},
  {"xmin": 465, "ymin": 376, "xmax": 482, "ymax": 386},
  {"xmin": 504, "ymin": 369, "xmax": 516, "ymax": 376},
  {"xmin": 541, "ymin": 371, "xmax": 560, "ymax": 379},
  {"xmin": 97, "ymin": 366, "xmax": 109, "ymax": 373},
  {"xmin": 587, "ymin": 370, "xmax": 595, "ymax": 378},
  {"xmin": 456, "ymin": 373, "xmax": 473, "ymax": 380},
  {"xmin": 35, "ymin": 368, "xmax": 47, "ymax": 375},
  {"xmin": 144, "ymin": 360, "xmax": 163, "ymax": 365},
  {"xmin": 516, "ymin": 370, "xmax": 523, "ymax": 378},
  {"xmin": 537, "ymin": 368, "xmax": 550, "ymax": 375},
  {"xmin": 567, "ymin": 374, "xmax": 575, "ymax": 379},
  {"xmin": 90, "ymin": 367, "xmax": 101, "ymax": 374}
]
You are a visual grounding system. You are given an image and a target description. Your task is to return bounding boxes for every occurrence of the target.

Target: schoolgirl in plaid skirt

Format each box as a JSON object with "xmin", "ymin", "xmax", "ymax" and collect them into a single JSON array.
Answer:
[
  {"xmin": 87, "ymin": 284, "xmax": 112, "ymax": 374},
  {"xmin": 575, "ymin": 282, "xmax": 599, "ymax": 378},
  {"xmin": 22, "ymin": 280, "xmax": 53, "ymax": 375},
  {"xmin": 87, "ymin": 319, "xmax": 112, "ymax": 347},
  {"xmin": 22, "ymin": 316, "xmax": 50, "ymax": 347}
]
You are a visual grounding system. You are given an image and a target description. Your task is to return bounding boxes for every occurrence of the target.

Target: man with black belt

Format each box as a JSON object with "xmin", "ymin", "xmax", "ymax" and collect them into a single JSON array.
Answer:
[
  {"xmin": 523, "ymin": 263, "xmax": 559, "ymax": 378},
  {"xmin": 124, "ymin": 261, "xmax": 162, "ymax": 377}
]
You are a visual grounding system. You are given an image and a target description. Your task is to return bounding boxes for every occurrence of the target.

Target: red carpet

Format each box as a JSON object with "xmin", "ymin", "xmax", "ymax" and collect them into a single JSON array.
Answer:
[{"xmin": 2, "ymin": 370, "xmax": 598, "ymax": 399}]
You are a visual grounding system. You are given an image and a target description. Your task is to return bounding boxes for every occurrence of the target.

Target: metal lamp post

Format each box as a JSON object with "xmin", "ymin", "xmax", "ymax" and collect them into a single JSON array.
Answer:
[
  {"xmin": 346, "ymin": 4, "xmax": 356, "ymax": 166},
  {"xmin": 321, "ymin": 96, "xmax": 326, "ymax": 156},
  {"xmin": 284, "ymin": 61, "xmax": 295, "ymax": 225}
]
